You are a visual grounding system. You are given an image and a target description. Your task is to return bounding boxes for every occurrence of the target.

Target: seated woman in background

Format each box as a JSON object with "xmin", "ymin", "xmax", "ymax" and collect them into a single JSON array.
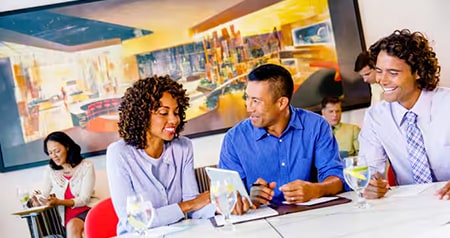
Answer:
[
  {"xmin": 106, "ymin": 76, "xmax": 215, "ymax": 235},
  {"xmin": 32, "ymin": 131, "xmax": 98, "ymax": 238}
]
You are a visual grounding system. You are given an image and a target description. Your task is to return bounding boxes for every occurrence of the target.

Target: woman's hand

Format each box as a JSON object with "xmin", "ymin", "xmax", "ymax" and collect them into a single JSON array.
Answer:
[{"xmin": 46, "ymin": 194, "xmax": 60, "ymax": 206}]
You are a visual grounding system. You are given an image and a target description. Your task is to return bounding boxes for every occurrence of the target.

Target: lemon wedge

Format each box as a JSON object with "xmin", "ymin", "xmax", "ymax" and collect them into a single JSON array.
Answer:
[
  {"xmin": 344, "ymin": 166, "xmax": 368, "ymax": 180},
  {"xmin": 226, "ymin": 184, "xmax": 235, "ymax": 193},
  {"xmin": 128, "ymin": 216, "xmax": 147, "ymax": 230},
  {"xmin": 20, "ymin": 195, "xmax": 30, "ymax": 203}
]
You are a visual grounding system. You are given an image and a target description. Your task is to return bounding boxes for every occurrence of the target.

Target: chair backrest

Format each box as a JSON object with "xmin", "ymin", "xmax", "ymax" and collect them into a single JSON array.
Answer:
[
  {"xmin": 85, "ymin": 198, "xmax": 118, "ymax": 238},
  {"xmin": 387, "ymin": 163, "xmax": 397, "ymax": 186},
  {"xmin": 194, "ymin": 164, "xmax": 217, "ymax": 193}
]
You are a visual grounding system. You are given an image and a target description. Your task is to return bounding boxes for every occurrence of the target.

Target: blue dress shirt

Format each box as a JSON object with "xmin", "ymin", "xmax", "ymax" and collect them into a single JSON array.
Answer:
[
  {"xmin": 359, "ymin": 87, "xmax": 450, "ymax": 185},
  {"xmin": 106, "ymin": 137, "xmax": 215, "ymax": 235},
  {"xmin": 219, "ymin": 106, "xmax": 345, "ymax": 203}
]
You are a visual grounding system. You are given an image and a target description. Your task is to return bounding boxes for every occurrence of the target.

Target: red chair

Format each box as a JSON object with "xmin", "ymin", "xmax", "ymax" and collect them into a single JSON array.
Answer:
[
  {"xmin": 85, "ymin": 198, "xmax": 118, "ymax": 238},
  {"xmin": 387, "ymin": 163, "xmax": 397, "ymax": 186}
]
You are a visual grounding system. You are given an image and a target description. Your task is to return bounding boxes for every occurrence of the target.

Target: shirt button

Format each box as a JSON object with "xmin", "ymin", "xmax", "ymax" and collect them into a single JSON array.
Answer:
[
  {"xmin": 281, "ymin": 162, "xmax": 285, "ymax": 166},
  {"xmin": 279, "ymin": 139, "xmax": 283, "ymax": 142}
]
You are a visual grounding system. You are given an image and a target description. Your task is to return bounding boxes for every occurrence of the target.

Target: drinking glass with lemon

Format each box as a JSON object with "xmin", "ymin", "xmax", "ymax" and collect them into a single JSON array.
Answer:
[{"xmin": 343, "ymin": 156, "xmax": 371, "ymax": 208}]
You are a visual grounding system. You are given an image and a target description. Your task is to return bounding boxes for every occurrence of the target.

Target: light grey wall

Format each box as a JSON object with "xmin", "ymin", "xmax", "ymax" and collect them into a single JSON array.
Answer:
[{"xmin": 3, "ymin": 0, "xmax": 450, "ymax": 237}]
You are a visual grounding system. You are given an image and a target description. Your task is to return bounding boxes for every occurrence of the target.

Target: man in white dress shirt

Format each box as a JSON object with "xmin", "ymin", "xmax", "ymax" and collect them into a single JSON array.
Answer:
[{"xmin": 359, "ymin": 29, "xmax": 450, "ymax": 199}]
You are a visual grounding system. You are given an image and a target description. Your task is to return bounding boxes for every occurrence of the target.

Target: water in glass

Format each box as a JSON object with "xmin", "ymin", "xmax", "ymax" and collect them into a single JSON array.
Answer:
[
  {"xmin": 126, "ymin": 194, "xmax": 153, "ymax": 235},
  {"xmin": 343, "ymin": 156, "xmax": 371, "ymax": 208},
  {"xmin": 210, "ymin": 179, "xmax": 237, "ymax": 231}
]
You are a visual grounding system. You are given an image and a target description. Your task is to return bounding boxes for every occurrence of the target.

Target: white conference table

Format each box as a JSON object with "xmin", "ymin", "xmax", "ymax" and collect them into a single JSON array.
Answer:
[{"xmin": 120, "ymin": 182, "xmax": 450, "ymax": 238}]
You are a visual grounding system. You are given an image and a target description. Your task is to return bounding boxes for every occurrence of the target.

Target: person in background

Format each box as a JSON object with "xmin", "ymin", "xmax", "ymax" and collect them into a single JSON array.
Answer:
[
  {"xmin": 219, "ymin": 64, "xmax": 344, "ymax": 213},
  {"xmin": 106, "ymin": 76, "xmax": 215, "ymax": 235},
  {"xmin": 359, "ymin": 29, "xmax": 450, "ymax": 200},
  {"xmin": 354, "ymin": 51, "xmax": 384, "ymax": 104},
  {"xmin": 321, "ymin": 96, "xmax": 360, "ymax": 157},
  {"xmin": 31, "ymin": 131, "xmax": 98, "ymax": 238}
]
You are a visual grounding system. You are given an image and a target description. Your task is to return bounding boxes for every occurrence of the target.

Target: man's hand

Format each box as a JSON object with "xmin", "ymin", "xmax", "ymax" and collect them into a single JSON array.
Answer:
[
  {"xmin": 231, "ymin": 192, "xmax": 254, "ymax": 215},
  {"xmin": 363, "ymin": 172, "xmax": 389, "ymax": 199},
  {"xmin": 279, "ymin": 180, "xmax": 318, "ymax": 203},
  {"xmin": 435, "ymin": 180, "xmax": 450, "ymax": 200},
  {"xmin": 249, "ymin": 178, "xmax": 276, "ymax": 207}
]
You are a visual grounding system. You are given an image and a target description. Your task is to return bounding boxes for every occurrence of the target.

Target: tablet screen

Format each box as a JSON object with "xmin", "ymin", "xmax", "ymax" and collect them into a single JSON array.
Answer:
[{"xmin": 205, "ymin": 167, "xmax": 253, "ymax": 206}]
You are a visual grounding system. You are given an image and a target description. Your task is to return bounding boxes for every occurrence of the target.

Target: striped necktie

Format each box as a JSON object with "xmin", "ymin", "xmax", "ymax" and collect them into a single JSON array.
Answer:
[{"xmin": 404, "ymin": 111, "xmax": 432, "ymax": 184}]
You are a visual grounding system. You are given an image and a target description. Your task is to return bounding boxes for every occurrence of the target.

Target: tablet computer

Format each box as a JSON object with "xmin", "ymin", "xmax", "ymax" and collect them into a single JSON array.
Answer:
[{"xmin": 205, "ymin": 167, "xmax": 253, "ymax": 206}]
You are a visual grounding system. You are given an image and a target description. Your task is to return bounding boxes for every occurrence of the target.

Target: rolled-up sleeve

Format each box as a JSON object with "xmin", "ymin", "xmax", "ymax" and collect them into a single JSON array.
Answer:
[{"xmin": 315, "ymin": 120, "xmax": 345, "ymax": 184}]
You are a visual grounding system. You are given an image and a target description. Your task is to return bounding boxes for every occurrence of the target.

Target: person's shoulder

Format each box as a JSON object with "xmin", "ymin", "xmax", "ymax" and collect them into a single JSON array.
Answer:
[
  {"xmin": 79, "ymin": 159, "xmax": 95, "ymax": 169},
  {"xmin": 225, "ymin": 118, "xmax": 252, "ymax": 136},
  {"xmin": 106, "ymin": 139, "xmax": 135, "ymax": 161},
  {"xmin": 81, "ymin": 159, "xmax": 94, "ymax": 166},
  {"xmin": 292, "ymin": 107, "xmax": 326, "ymax": 124},
  {"xmin": 431, "ymin": 87, "xmax": 450, "ymax": 99},
  {"xmin": 171, "ymin": 136, "xmax": 193, "ymax": 147},
  {"xmin": 366, "ymin": 100, "xmax": 390, "ymax": 116},
  {"xmin": 107, "ymin": 139, "xmax": 127, "ymax": 151},
  {"xmin": 341, "ymin": 122, "xmax": 360, "ymax": 130}
]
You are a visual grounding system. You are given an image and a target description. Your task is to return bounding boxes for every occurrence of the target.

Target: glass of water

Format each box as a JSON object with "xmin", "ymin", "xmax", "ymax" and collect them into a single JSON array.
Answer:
[
  {"xmin": 343, "ymin": 156, "xmax": 371, "ymax": 208},
  {"xmin": 126, "ymin": 193, "xmax": 154, "ymax": 235},
  {"xmin": 210, "ymin": 178, "xmax": 237, "ymax": 231},
  {"xmin": 17, "ymin": 187, "xmax": 30, "ymax": 209}
]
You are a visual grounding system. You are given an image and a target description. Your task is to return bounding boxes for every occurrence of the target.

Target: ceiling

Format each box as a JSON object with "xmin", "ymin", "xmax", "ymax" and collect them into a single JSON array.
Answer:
[
  {"xmin": 0, "ymin": 10, "xmax": 152, "ymax": 46},
  {"xmin": 0, "ymin": 0, "xmax": 244, "ymax": 56}
]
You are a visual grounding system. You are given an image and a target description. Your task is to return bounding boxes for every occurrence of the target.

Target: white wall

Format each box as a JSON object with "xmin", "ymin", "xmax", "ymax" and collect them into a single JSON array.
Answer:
[
  {"xmin": 358, "ymin": 0, "xmax": 450, "ymax": 87},
  {"xmin": 2, "ymin": 0, "xmax": 450, "ymax": 237}
]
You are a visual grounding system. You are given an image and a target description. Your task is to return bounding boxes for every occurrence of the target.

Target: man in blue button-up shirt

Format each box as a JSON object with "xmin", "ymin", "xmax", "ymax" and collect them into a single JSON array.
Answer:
[{"xmin": 219, "ymin": 64, "xmax": 344, "ymax": 212}]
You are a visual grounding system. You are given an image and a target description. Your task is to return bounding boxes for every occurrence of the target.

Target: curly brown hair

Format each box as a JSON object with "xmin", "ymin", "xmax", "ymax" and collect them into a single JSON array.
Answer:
[
  {"xmin": 369, "ymin": 29, "xmax": 440, "ymax": 90},
  {"xmin": 118, "ymin": 75, "xmax": 190, "ymax": 149}
]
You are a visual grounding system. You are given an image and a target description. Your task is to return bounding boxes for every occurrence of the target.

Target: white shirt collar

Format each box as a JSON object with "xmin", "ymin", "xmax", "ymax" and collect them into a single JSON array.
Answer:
[{"xmin": 391, "ymin": 90, "xmax": 432, "ymax": 127}]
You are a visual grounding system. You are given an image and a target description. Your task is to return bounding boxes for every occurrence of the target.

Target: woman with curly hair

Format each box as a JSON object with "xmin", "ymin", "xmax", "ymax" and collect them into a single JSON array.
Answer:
[
  {"xmin": 106, "ymin": 75, "xmax": 215, "ymax": 235},
  {"xmin": 31, "ymin": 131, "xmax": 98, "ymax": 238},
  {"xmin": 359, "ymin": 29, "xmax": 450, "ymax": 199}
]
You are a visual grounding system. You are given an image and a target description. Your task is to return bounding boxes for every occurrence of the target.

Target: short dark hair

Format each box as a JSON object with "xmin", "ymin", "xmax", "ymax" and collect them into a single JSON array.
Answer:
[
  {"xmin": 247, "ymin": 63, "xmax": 294, "ymax": 102},
  {"xmin": 321, "ymin": 96, "xmax": 341, "ymax": 109},
  {"xmin": 118, "ymin": 75, "xmax": 189, "ymax": 149},
  {"xmin": 354, "ymin": 51, "xmax": 374, "ymax": 72},
  {"xmin": 43, "ymin": 131, "xmax": 83, "ymax": 170},
  {"xmin": 369, "ymin": 29, "xmax": 440, "ymax": 90}
]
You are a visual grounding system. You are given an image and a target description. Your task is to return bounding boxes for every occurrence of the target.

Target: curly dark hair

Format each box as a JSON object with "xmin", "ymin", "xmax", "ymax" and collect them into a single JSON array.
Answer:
[
  {"xmin": 118, "ymin": 75, "xmax": 189, "ymax": 149},
  {"xmin": 369, "ymin": 29, "xmax": 440, "ymax": 90},
  {"xmin": 43, "ymin": 131, "xmax": 83, "ymax": 170}
]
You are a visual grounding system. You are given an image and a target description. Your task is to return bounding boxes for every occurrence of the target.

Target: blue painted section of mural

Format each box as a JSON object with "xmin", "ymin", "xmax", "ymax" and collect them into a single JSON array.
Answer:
[{"xmin": 0, "ymin": 11, "xmax": 153, "ymax": 46}]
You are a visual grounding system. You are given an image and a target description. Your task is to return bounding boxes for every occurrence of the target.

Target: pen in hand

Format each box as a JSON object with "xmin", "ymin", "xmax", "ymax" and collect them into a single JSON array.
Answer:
[
  {"xmin": 251, "ymin": 183, "xmax": 267, "ymax": 187},
  {"xmin": 250, "ymin": 180, "xmax": 276, "ymax": 206},
  {"xmin": 370, "ymin": 173, "xmax": 391, "ymax": 190}
]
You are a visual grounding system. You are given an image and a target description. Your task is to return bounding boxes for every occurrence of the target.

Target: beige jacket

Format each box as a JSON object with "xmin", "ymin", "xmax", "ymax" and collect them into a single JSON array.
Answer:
[{"xmin": 41, "ymin": 159, "xmax": 99, "ymax": 223}]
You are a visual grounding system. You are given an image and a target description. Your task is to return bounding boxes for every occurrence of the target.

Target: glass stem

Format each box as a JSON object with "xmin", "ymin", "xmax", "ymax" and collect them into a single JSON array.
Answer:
[
  {"xmin": 224, "ymin": 212, "xmax": 231, "ymax": 226},
  {"xmin": 358, "ymin": 191, "xmax": 364, "ymax": 202}
]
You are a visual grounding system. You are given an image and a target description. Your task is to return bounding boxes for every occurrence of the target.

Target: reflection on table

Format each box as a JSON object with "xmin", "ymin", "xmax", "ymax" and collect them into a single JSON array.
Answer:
[{"xmin": 117, "ymin": 182, "xmax": 450, "ymax": 237}]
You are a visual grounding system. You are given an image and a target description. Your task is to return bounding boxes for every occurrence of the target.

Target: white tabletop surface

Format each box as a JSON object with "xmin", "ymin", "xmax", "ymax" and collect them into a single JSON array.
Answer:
[
  {"xmin": 118, "ymin": 182, "xmax": 450, "ymax": 238},
  {"xmin": 267, "ymin": 182, "xmax": 450, "ymax": 238}
]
